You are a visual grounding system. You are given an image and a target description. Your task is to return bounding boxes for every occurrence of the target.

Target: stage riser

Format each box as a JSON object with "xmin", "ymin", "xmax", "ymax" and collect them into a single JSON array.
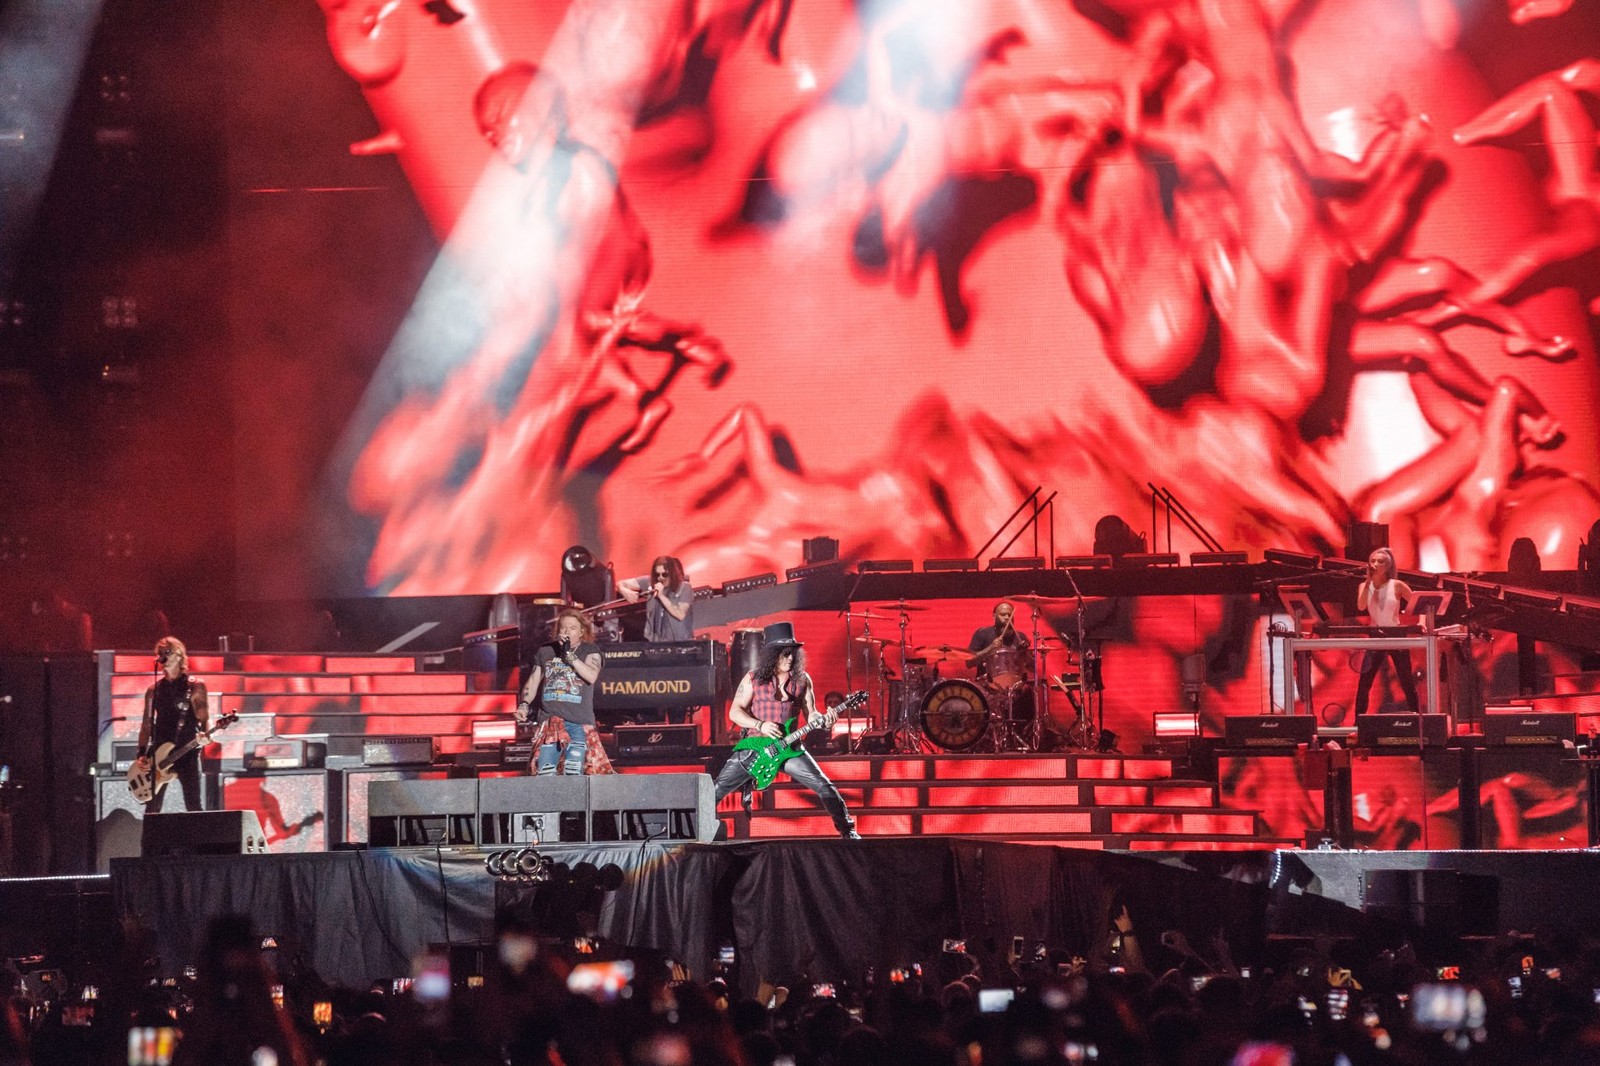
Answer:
[
  {"xmin": 367, "ymin": 774, "xmax": 719, "ymax": 845},
  {"xmin": 104, "ymin": 841, "xmax": 1279, "ymax": 994},
  {"xmin": 1218, "ymin": 746, "xmax": 1595, "ymax": 850}
]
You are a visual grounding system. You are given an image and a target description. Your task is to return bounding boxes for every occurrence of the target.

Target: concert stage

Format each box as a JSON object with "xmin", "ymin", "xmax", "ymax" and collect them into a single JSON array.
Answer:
[{"xmin": 7, "ymin": 842, "xmax": 1600, "ymax": 997}]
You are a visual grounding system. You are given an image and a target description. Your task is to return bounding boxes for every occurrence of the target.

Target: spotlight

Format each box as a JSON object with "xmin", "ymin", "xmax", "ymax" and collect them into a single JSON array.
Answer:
[
  {"xmin": 1096, "ymin": 729, "xmax": 1119, "ymax": 754},
  {"xmin": 514, "ymin": 847, "xmax": 552, "ymax": 881},
  {"xmin": 560, "ymin": 545, "xmax": 612, "ymax": 607},
  {"xmin": 485, "ymin": 847, "xmax": 553, "ymax": 882}
]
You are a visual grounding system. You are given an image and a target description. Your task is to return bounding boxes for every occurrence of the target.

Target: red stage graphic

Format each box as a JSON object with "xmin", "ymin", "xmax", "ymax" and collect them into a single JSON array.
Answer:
[{"xmin": 234, "ymin": 1, "xmax": 1600, "ymax": 603}]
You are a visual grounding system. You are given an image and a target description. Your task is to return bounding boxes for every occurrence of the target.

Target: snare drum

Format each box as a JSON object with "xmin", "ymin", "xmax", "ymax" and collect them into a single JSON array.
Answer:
[
  {"xmin": 985, "ymin": 646, "xmax": 1031, "ymax": 689},
  {"xmin": 921, "ymin": 680, "xmax": 989, "ymax": 751}
]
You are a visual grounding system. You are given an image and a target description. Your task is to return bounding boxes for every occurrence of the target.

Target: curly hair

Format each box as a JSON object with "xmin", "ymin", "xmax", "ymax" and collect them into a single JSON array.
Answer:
[{"xmin": 753, "ymin": 643, "xmax": 806, "ymax": 696}]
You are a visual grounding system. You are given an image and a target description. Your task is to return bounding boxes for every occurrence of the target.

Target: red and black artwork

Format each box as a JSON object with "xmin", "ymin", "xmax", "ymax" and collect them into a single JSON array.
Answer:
[{"xmin": 236, "ymin": 0, "xmax": 1600, "ymax": 599}]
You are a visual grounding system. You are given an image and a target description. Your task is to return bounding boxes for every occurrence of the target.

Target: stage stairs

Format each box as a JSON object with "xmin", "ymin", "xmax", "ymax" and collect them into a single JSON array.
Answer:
[{"xmin": 624, "ymin": 753, "xmax": 1296, "ymax": 851}]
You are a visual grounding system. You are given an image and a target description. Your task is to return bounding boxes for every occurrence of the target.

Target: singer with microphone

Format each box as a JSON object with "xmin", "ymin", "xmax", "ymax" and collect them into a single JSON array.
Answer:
[
  {"xmin": 1354, "ymin": 548, "xmax": 1421, "ymax": 716},
  {"xmin": 617, "ymin": 555, "xmax": 695, "ymax": 642},
  {"xmin": 515, "ymin": 609, "xmax": 611, "ymax": 775},
  {"xmin": 968, "ymin": 600, "xmax": 1031, "ymax": 686},
  {"xmin": 135, "ymin": 637, "xmax": 211, "ymax": 812}
]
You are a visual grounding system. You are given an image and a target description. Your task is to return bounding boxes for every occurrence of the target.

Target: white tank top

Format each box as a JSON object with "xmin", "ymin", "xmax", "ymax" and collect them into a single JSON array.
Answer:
[{"xmin": 1368, "ymin": 580, "xmax": 1403, "ymax": 627}]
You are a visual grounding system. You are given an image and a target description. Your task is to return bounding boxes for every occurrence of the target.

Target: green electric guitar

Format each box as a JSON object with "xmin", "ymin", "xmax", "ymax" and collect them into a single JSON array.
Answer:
[{"xmin": 734, "ymin": 691, "xmax": 866, "ymax": 790}]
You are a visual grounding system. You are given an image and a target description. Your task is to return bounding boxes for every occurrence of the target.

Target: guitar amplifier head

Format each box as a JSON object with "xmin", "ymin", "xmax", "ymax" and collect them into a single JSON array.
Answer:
[
  {"xmin": 362, "ymin": 735, "xmax": 436, "ymax": 767},
  {"xmin": 1222, "ymin": 715, "xmax": 1317, "ymax": 749},
  {"xmin": 1356, "ymin": 714, "xmax": 1450, "ymax": 749},
  {"xmin": 1484, "ymin": 710, "xmax": 1576, "ymax": 747},
  {"xmin": 244, "ymin": 739, "xmax": 309, "ymax": 770},
  {"xmin": 614, "ymin": 724, "xmax": 698, "ymax": 758}
]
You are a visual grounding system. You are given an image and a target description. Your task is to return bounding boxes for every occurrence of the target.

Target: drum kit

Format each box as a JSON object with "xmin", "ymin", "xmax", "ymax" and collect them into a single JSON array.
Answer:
[{"xmin": 842, "ymin": 595, "xmax": 1103, "ymax": 754}]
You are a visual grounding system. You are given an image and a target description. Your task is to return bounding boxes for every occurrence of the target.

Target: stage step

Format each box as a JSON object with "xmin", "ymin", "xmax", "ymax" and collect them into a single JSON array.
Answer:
[
  {"xmin": 809, "ymin": 753, "xmax": 1181, "ymax": 782},
  {"xmin": 725, "ymin": 805, "xmax": 1260, "ymax": 839},
  {"xmin": 759, "ymin": 778, "xmax": 1219, "ymax": 810},
  {"xmin": 109, "ymin": 672, "xmax": 469, "ymax": 696},
  {"xmin": 111, "ymin": 653, "xmax": 419, "ymax": 674},
  {"xmin": 110, "ymin": 691, "xmax": 510, "ymax": 718}
]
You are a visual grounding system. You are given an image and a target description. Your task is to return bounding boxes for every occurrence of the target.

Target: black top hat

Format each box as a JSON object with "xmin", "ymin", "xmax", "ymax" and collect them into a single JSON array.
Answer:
[{"xmin": 761, "ymin": 621, "xmax": 803, "ymax": 648}]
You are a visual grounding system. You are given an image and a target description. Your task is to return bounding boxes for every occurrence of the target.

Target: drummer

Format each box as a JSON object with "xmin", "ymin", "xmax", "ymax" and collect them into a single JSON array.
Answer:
[{"xmin": 968, "ymin": 600, "xmax": 1031, "ymax": 687}]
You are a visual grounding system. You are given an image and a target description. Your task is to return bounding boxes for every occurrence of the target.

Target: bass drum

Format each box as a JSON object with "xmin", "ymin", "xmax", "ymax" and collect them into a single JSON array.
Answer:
[
  {"xmin": 921, "ymin": 680, "xmax": 989, "ymax": 752},
  {"xmin": 729, "ymin": 628, "xmax": 765, "ymax": 684}
]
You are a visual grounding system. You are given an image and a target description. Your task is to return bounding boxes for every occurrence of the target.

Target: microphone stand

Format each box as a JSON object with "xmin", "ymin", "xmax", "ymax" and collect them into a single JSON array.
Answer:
[{"xmin": 1062, "ymin": 568, "xmax": 1096, "ymax": 750}]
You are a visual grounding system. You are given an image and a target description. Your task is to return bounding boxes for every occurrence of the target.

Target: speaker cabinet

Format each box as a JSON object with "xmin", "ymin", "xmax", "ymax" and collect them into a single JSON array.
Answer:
[
  {"xmin": 141, "ymin": 810, "xmax": 269, "ymax": 857},
  {"xmin": 478, "ymin": 777, "xmax": 589, "ymax": 845},
  {"xmin": 336, "ymin": 768, "xmax": 453, "ymax": 844},
  {"xmin": 96, "ymin": 773, "xmax": 222, "ymax": 870},
  {"xmin": 368, "ymin": 778, "xmax": 478, "ymax": 847},
  {"xmin": 590, "ymin": 773, "xmax": 716, "ymax": 843},
  {"xmin": 220, "ymin": 769, "xmax": 329, "ymax": 854}
]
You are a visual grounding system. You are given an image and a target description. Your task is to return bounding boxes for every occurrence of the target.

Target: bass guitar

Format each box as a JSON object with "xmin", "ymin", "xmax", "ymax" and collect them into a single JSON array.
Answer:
[
  {"xmin": 733, "ymin": 691, "xmax": 865, "ymax": 790},
  {"xmin": 126, "ymin": 713, "xmax": 238, "ymax": 804}
]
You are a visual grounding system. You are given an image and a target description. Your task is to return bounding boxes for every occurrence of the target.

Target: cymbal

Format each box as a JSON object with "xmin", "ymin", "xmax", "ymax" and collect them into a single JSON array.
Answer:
[
  {"xmin": 910, "ymin": 644, "xmax": 974, "ymax": 664},
  {"xmin": 847, "ymin": 610, "xmax": 891, "ymax": 620},
  {"xmin": 1011, "ymin": 593, "xmax": 1070, "ymax": 604},
  {"xmin": 875, "ymin": 601, "xmax": 929, "ymax": 612},
  {"xmin": 854, "ymin": 636, "xmax": 899, "ymax": 646}
]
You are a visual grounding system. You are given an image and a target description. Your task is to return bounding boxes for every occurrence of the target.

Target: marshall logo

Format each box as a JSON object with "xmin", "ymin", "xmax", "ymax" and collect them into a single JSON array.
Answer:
[{"xmin": 601, "ymin": 679, "xmax": 694, "ymax": 696}]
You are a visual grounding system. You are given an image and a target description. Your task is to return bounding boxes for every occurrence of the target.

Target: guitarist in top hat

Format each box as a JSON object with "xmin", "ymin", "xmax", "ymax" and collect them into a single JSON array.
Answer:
[
  {"xmin": 135, "ymin": 636, "xmax": 211, "ymax": 813},
  {"xmin": 712, "ymin": 621, "xmax": 860, "ymax": 840}
]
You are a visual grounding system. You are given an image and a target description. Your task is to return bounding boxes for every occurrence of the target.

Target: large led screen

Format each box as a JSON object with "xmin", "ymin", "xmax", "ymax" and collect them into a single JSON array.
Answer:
[{"xmin": 231, "ymin": 0, "xmax": 1600, "ymax": 598}]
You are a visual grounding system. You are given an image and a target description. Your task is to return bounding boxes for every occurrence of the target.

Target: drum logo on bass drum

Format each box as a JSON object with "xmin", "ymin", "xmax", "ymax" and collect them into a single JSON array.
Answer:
[{"xmin": 601, "ymin": 679, "xmax": 694, "ymax": 696}]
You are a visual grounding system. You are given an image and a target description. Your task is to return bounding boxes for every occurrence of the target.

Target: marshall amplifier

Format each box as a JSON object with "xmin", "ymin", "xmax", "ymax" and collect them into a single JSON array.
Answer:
[
  {"xmin": 1223, "ymin": 715, "xmax": 1317, "ymax": 749},
  {"xmin": 596, "ymin": 641, "xmax": 725, "ymax": 711},
  {"xmin": 1356, "ymin": 714, "xmax": 1450, "ymax": 749},
  {"xmin": 362, "ymin": 735, "xmax": 436, "ymax": 767},
  {"xmin": 1484, "ymin": 710, "xmax": 1576, "ymax": 747},
  {"xmin": 613, "ymin": 724, "xmax": 699, "ymax": 758}
]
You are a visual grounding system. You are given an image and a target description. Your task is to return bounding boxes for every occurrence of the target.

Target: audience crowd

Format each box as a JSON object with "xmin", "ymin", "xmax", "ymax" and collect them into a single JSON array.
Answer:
[{"xmin": 6, "ymin": 908, "xmax": 1600, "ymax": 1065}]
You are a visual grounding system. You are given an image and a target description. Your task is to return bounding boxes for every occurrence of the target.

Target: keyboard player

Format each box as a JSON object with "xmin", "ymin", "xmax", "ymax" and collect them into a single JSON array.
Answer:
[
  {"xmin": 616, "ymin": 555, "xmax": 698, "ymax": 723},
  {"xmin": 1354, "ymin": 547, "xmax": 1420, "ymax": 716}
]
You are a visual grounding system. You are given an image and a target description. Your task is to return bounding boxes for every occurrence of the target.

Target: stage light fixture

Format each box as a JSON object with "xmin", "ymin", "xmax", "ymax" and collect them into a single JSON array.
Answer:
[
  {"xmin": 1504, "ymin": 589, "xmax": 1563, "ymax": 611},
  {"xmin": 987, "ymin": 556, "xmax": 1046, "ymax": 571},
  {"xmin": 1191, "ymin": 551, "xmax": 1248, "ymax": 565},
  {"xmin": 1564, "ymin": 599, "xmax": 1600, "ymax": 622},
  {"xmin": 1112, "ymin": 552, "xmax": 1179, "ymax": 568},
  {"xmin": 1056, "ymin": 555, "xmax": 1112, "ymax": 569},
  {"xmin": 1263, "ymin": 549, "xmax": 1320, "ymax": 568}
]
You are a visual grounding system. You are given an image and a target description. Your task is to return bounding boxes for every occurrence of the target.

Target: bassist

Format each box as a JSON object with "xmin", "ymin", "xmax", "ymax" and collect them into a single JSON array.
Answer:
[
  {"xmin": 711, "ymin": 621, "xmax": 859, "ymax": 840},
  {"xmin": 135, "ymin": 636, "xmax": 211, "ymax": 813}
]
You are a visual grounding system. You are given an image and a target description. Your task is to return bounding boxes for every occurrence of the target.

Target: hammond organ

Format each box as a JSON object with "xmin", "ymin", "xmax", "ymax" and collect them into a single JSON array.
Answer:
[{"xmin": 595, "ymin": 640, "xmax": 726, "ymax": 714}]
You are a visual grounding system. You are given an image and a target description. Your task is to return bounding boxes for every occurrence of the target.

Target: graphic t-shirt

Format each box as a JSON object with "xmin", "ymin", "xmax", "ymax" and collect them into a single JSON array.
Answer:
[{"xmin": 535, "ymin": 641, "xmax": 600, "ymax": 725}]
